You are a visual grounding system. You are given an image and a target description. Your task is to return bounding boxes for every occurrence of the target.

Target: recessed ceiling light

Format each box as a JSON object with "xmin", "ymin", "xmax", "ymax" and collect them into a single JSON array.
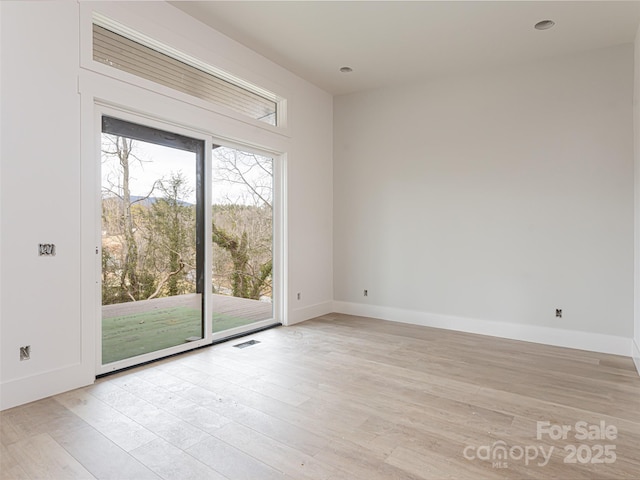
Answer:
[
  {"xmin": 534, "ymin": 20, "xmax": 555, "ymax": 30},
  {"xmin": 339, "ymin": 66, "xmax": 353, "ymax": 73}
]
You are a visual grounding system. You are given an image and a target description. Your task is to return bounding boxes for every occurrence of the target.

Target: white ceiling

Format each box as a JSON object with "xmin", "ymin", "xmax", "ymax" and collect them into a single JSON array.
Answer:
[{"xmin": 172, "ymin": 1, "xmax": 640, "ymax": 96}]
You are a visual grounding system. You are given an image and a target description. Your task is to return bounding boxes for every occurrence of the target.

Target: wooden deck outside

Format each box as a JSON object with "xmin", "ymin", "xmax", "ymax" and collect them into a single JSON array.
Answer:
[
  {"xmin": 102, "ymin": 293, "xmax": 273, "ymax": 323},
  {"xmin": 101, "ymin": 293, "xmax": 274, "ymax": 363},
  {"xmin": 211, "ymin": 294, "xmax": 273, "ymax": 323}
]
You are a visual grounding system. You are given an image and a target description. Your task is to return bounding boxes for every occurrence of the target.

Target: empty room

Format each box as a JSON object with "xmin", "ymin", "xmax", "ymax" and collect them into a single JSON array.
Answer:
[{"xmin": 1, "ymin": 1, "xmax": 640, "ymax": 479}]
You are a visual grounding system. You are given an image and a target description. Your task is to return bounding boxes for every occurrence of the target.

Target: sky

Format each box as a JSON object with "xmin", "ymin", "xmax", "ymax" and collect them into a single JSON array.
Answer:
[{"xmin": 101, "ymin": 136, "xmax": 272, "ymax": 206}]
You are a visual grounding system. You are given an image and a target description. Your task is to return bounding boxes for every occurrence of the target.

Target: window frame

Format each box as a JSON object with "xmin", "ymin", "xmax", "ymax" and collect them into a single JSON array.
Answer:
[
  {"xmin": 93, "ymin": 21, "xmax": 280, "ymax": 127},
  {"xmin": 79, "ymin": 4, "xmax": 290, "ymax": 137}
]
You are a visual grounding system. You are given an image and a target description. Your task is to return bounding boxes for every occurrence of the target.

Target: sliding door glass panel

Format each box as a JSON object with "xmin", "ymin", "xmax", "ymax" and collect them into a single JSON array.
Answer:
[
  {"xmin": 101, "ymin": 117, "xmax": 204, "ymax": 364},
  {"xmin": 211, "ymin": 146, "xmax": 273, "ymax": 332}
]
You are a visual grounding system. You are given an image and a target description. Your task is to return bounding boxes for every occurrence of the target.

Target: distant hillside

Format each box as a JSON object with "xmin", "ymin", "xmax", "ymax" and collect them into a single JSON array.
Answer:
[{"xmin": 103, "ymin": 195, "xmax": 194, "ymax": 207}]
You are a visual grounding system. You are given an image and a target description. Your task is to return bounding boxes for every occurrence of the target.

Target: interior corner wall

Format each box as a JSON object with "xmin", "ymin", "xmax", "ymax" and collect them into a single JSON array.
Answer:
[
  {"xmin": 1, "ymin": 1, "xmax": 333, "ymax": 410},
  {"xmin": 334, "ymin": 44, "xmax": 635, "ymax": 356},
  {"xmin": 634, "ymin": 24, "xmax": 640, "ymax": 374}
]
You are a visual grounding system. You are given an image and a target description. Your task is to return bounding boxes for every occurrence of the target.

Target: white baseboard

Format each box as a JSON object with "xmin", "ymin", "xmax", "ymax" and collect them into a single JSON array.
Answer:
[
  {"xmin": 632, "ymin": 339, "xmax": 640, "ymax": 376},
  {"xmin": 1, "ymin": 364, "xmax": 94, "ymax": 411},
  {"xmin": 333, "ymin": 301, "xmax": 632, "ymax": 357},
  {"xmin": 287, "ymin": 300, "xmax": 334, "ymax": 326}
]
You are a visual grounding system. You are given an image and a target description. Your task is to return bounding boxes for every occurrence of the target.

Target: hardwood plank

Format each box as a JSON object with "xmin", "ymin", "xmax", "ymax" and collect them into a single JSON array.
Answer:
[
  {"xmin": 6, "ymin": 433, "xmax": 95, "ymax": 479},
  {"xmin": 53, "ymin": 426, "xmax": 161, "ymax": 480},
  {"xmin": 212, "ymin": 422, "xmax": 348, "ymax": 480},
  {"xmin": 186, "ymin": 435, "xmax": 286, "ymax": 480},
  {"xmin": 129, "ymin": 437, "xmax": 226, "ymax": 480},
  {"xmin": 109, "ymin": 375, "xmax": 232, "ymax": 434},
  {"xmin": 0, "ymin": 414, "xmax": 21, "ymax": 447},
  {"xmin": 86, "ymin": 382, "xmax": 211, "ymax": 450},
  {"xmin": 1, "ymin": 398, "xmax": 88, "ymax": 444},
  {"xmin": 54, "ymin": 389, "xmax": 158, "ymax": 452},
  {"xmin": 313, "ymin": 437, "xmax": 428, "ymax": 480},
  {"xmin": 0, "ymin": 442, "xmax": 30, "ymax": 480}
]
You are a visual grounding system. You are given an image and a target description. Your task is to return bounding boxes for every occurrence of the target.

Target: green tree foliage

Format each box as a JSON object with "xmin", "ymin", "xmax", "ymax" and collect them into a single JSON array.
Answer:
[
  {"xmin": 142, "ymin": 173, "xmax": 196, "ymax": 299},
  {"xmin": 101, "ymin": 136, "xmax": 196, "ymax": 305},
  {"xmin": 212, "ymin": 217, "xmax": 272, "ymax": 300},
  {"xmin": 211, "ymin": 148, "xmax": 273, "ymax": 301}
]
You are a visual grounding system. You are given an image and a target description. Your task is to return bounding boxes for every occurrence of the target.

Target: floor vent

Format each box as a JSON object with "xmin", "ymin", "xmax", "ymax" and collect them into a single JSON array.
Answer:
[{"xmin": 234, "ymin": 340, "xmax": 260, "ymax": 349}]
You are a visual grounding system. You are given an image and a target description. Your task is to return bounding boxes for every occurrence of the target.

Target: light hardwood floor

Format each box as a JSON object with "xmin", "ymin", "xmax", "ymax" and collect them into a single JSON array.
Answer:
[{"xmin": 1, "ymin": 313, "xmax": 639, "ymax": 479}]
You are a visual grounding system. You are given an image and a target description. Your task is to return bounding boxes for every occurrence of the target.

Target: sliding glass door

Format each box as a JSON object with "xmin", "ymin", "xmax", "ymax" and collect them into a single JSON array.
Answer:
[
  {"xmin": 211, "ymin": 146, "xmax": 274, "ymax": 334},
  {"xmin": 101, "ymin": 116, "xmax": 205, "ymax": 366},
  {"xmin": 98, "ymin": 115, "xmax": 281, "ymax": 371}
]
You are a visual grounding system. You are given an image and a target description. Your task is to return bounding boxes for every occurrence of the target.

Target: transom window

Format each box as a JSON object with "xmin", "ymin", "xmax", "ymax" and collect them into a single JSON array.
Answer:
[{"xmin": 93, "ymin": 18, "xmax": 279, "ymax": 126}]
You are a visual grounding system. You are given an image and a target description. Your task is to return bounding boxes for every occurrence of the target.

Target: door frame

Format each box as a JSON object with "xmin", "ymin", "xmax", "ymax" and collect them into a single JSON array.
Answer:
[
  {"xmin": 95, "ymin": 105, "xmax": 214, "ymax": 374},
  {"xmin": 209, "ymin": 139, "xmax": 285, "ymax": 342},
  {"xmin": 81, "ymin": 71, "xmax": 289, "ymax": 377}
]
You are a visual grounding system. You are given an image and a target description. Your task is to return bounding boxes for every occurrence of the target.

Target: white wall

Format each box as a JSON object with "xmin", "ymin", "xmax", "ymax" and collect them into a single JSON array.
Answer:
[
  {"xmin": 334, "ymin": 44, "xmax": 635, "ymax": 355},
  {"xmin": 634, "ymin": 25, "xmax": 640, "ymax": 374},
  {"xmin": 1, "ymin": 1, "xmax": 86, "ymax": 409},
  {"xmin": 0, "ymin": 1, "xmax": 333, "ymax": 409}
]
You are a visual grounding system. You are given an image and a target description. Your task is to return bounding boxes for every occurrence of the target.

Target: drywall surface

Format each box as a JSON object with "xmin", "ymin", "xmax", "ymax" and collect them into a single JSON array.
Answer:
[
  {"xmin": 1, "ymin": 1, "xmax": 86, "ymax": 408},
  {"xmin": 334, "ymin": 44, "xmax": 635, "ymax": 352}
]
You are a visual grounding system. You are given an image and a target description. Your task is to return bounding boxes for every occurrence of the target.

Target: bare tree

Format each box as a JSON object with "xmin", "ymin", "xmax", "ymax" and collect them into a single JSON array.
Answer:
[
  {"xmin": 214, "ymin": 149, "xmax": 272, "ymax": 209},
  {"xmin": 142, "ymin": 173, "xmax": 196, "ymax": 299},
  {"xmin": 101, "ymin": 135, "xmax": 160, "ymax": 303},
  {"xmin": 101, "ymin": 140, "xmax": 272, "ymax": 304},
  {"xmin": 212, "ymin": 147, "xmax": 273, "ymax": 300}
]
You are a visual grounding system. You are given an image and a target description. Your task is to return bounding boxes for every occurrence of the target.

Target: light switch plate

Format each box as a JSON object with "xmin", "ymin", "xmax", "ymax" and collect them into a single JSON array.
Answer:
[{"xmin": 39, "ymin": 244, "xmax": 56, "ymax": 256}]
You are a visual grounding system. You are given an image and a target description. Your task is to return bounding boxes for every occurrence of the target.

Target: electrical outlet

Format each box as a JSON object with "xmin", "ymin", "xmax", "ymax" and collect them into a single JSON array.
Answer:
[
  {"xmin": 297, "ymin": 292, "xmax": 301, "ymax": 300},
  {"xmin": 19, "ymin": 345, "xmax": 31, "ymax": 361},
  {"xmin": 556, "ymin": 309, "xmax": 562, "ymax": 318},
  {"xmin": 364, "ymin": 289, "xmax": 368, "ymax": 297}
]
